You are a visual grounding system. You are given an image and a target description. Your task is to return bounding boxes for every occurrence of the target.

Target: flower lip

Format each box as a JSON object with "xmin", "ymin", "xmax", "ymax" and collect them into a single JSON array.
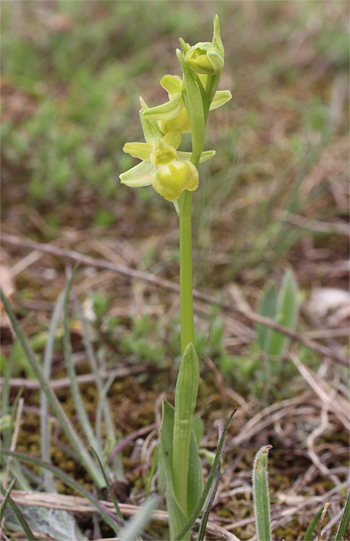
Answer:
[{"xmin": 152, "ymin": 160, "xmax": 199, "ymax": 202}]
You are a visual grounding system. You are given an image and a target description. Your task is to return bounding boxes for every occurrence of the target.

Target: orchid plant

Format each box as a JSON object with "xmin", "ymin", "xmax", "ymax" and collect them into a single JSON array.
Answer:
[{"xmin": 120, "ymin": 16, "xmax": 231, "ymax": 540}]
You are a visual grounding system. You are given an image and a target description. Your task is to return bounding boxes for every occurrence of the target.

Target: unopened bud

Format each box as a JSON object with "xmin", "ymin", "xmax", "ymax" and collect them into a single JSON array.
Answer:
[{"xmin": 185, "ymin": 42, "xmax": 224, "ymax": 75}]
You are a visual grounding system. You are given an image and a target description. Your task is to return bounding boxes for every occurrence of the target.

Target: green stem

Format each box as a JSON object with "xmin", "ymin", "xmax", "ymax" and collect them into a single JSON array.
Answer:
[{"xmin": 179, "ymin": 190, "xmax": 195, "ymax": 356}]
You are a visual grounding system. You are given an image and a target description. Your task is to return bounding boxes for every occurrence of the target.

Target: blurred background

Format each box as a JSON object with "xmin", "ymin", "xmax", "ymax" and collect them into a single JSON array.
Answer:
[
  {"xmin": 2, "ymin": 0, "xmax": 349, "ymax": 424},
  {"xmin": 1, "ymin": 2, "xmax": 349, "ymax": 537},
  {"xmin": 2, "ymin": 0, "xmax": 348, "ymax": 282}
]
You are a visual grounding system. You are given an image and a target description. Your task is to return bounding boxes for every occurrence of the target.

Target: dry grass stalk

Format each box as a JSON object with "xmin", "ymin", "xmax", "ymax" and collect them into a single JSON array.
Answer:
[
  {"xmin": 0, "ymin": 490, "xmax": 240, "ymax": 541},
  {"xmin": 290, "ymin": 354, "xmax": 350, "ymax": 431},
  {"xmin": 1, "ymin": 232, "xmax": 347, "ymax": 366},
  {"xmin": 0, "ymin": 365, "xmax": 145, "ymax": 390}
]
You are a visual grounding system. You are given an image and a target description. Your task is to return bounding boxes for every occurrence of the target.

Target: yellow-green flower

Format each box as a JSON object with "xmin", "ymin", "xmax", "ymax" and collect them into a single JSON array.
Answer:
[
  {"xmin": 120, "ymin": 131, "xmax": 214, "ymax": 202},
  {"xmin": 142, "ymin": 74, "xmax": 231, "ymax": 135}
]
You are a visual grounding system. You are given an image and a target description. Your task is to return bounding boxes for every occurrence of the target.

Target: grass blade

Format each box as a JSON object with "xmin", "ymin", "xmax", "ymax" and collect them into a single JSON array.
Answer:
[
  {"xmin": 41, "ymin": 287, "xmax": 66, "ymax": 491},
  {"xmin": 253, "ymin": 445, "xmax": 272, "ymax": 541},
  {"xmin": 173, "ymin": 408, "xmax": 236, "ymax": 541},
  {"xmin": 0, "ymin": 288, "xmax": 104, "ymax": 488},
  {"xmin": 303, "ymin": 504, "xmax": 325, "ymax": 541},
  {"xmin": 95, "ymin": 373, "xmax": 116, "ymax": 452},
  {"xmin": 196, "ymin": 464, "xmax": 220, "ymax": 541},
  {"xmin": 89, "ymin": 446, "xmax": 124, "ymax": 521},
  {"xmin": 0, "ymin": 483, "xmax": 37, "ymax": 541},
  {"xmin": 8, "ymin": 388, "xmax": 23, "ymax": 440},
  {"xmin": 0, "ymin": 342, "xmax": 31, "ymax": 492},
  {"xmin": 1, "ymin": 449, "xmax": 121, "ymax": 534},
  {"xmin": 335, "ymin": 490, "xmax": 350, "ymax": 541},
  {"xmin": 73, "ymin": 292, "xmax": 118, "ymax": 443},
  {"xmin": 1, "ymin": 341, "xmax": 17, "ymax": 448},
  {"xmin": 0, "ymin": 478, "xmax": 16, "ymax": 521},
  {"xmin": 73, "ymin": 291, "xmax": 123, "ymax": 479},
  {"xmin": 119, "ymin": 495, "xmax": 159, "ymax": 541},
  {"xmin": 63, "ymin": 278, "xmax": 102, "ymax": 455},
  {"xmin": 145, "ymin": 445, "xmax": 158, "ymax": 497}
]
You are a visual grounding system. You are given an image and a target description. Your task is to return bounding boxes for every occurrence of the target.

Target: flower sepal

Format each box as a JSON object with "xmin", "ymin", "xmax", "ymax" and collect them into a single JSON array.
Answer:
[
  {"xmin": 139, "ymin": 97, "xmax": 164, "ymax": 144},
  {"xmin": 123, "ymin": 142, "xmax": 153, "ymax": 161},
  {"xmin": 177, "ymin": 149, "xmax": 215, "ymax": 163},
  {"xmin": 160, "ymin": 75, "xmax": 182, "ymax": 97},
  {"xmin": 119, "ymin": 161, "xmax": 154, "ymax": 188},
  {"xmin": 177, "ymin": 49, "xmax": 205, "ymax": 166},
  {"xmin": 142, "ymin": 93, "xmax": 183, "ymax": 121},
  {"xmin": 210, "ymin": 90, "xmax": 232, "ymax": 111}
]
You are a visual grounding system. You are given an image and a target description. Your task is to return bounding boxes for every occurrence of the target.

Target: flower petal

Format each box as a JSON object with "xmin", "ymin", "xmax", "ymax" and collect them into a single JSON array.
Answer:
[
  {"xmin": 120, "ymin": 161, "xmax": 155, "ymax": 187},
  {"xmin": 163, "ymin": 129, "xmax": 182, "ymax": 149},
  {"xmin": 123, "ymin": 142, "xmax": 153, "ymax": 161},
  {"xmin": 139, "ymin": 97, "xmax": 164, "ymax": 144},
  {"xmin": 177, "ymin": 150, "xmax": 216, "ymax": 163},
  {"xmin": 142, "ymin": 94, "xmax": 183, "ymax": 121},
  {"xmin": 160, "ymin": 75, "xmax": 182, "ymax": 96},
  {"xmin": 177, "ymin": 50, "xmax": 205, "ymax": 165},
  {"xmin": 160, "ymin": 108, "xmax": 192, "ymax": 134},
  {"xmin": 210, "ymin": 90, "xmax": 232, "ymax": 111}
]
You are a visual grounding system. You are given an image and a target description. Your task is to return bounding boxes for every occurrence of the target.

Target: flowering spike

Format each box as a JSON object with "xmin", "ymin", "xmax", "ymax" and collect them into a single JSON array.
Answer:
[{"xmin": 120, "ymin": 15, "xmax": 230, "ymax": 205}]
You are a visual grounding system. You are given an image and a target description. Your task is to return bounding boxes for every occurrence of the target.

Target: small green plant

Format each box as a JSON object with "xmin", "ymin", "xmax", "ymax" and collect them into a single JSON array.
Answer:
[
  {"xmin": 218, "ymin": 271, "xmax": 300, "ymax": 394},
  {"xmin": 253, "ymin": 446, "xmax": 272, "ymax": 541},
  {"xmin": 120, "ymin": 15, "xmax": 231, "ymax": 539},
  {"xmin": 257, "ymin": 269, "xmax": 299, "ymax": 358},
  {"xmin": 251, "ymin": 446, "xmax": 350, "ymax": 541}
]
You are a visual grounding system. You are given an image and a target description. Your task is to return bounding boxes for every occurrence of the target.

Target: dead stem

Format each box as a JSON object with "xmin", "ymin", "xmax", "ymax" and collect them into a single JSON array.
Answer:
[{"xmin": 0, "ymin": 491, "xmax": 240, "ymax": 541}]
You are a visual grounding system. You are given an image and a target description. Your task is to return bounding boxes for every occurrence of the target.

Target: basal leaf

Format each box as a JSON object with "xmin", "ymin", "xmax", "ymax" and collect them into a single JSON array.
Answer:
[{"xmin": 159, "ymin": 400, "xmax": 187, "ymax": 540}]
